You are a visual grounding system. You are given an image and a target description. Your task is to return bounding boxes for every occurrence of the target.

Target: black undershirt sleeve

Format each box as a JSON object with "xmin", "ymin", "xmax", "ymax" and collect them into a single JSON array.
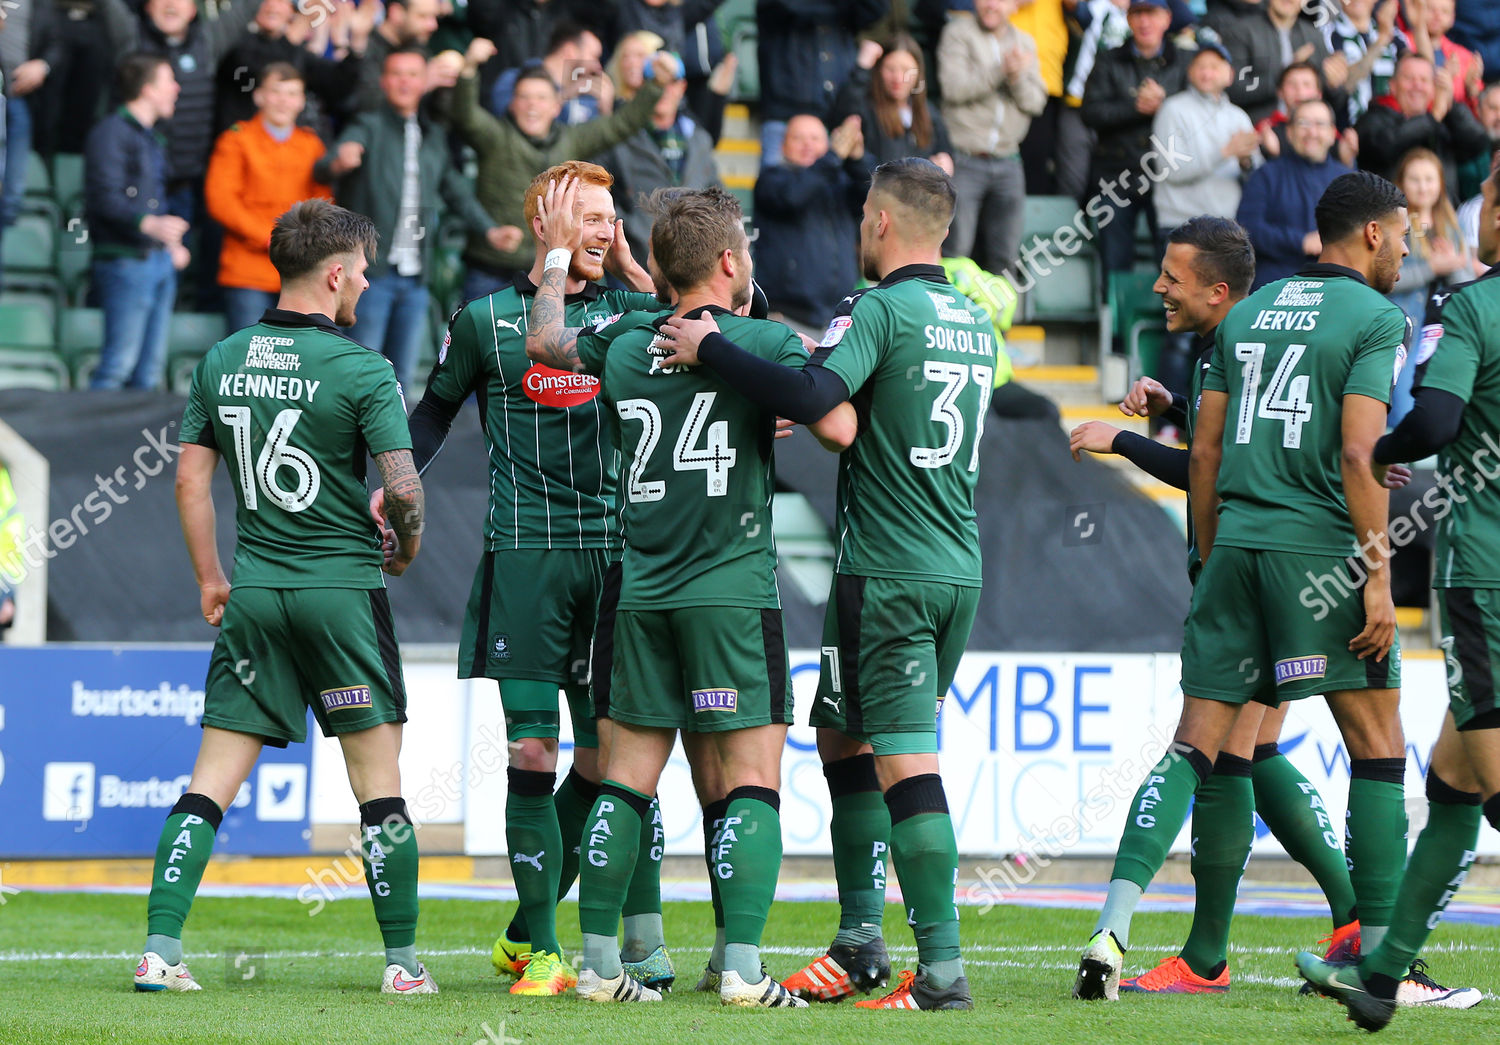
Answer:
[
  {"xmin": 1373, "ymin": 386, "xmax": 1467, "ymax": 465},
  {"xmin": 1161, "ymin": 394, "xmax": 1189, "ymax": 431},
  {"xmin": 698, "ymin": 332, "xmax": 851, "ymax": 424},
  {"xmin": 408, "ymin": 388, "xmax": 465, "ymax": 473},
  {"xmin": 1111, "ymin": 431, "xmax": 1189, "ymax": 490}
]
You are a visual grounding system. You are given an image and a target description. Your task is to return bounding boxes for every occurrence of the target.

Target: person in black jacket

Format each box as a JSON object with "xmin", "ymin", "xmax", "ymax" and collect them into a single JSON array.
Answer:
[
  {"xmin": 100, "ymin": 0, "xmax": 258, "ymax": 224},
  {"xmin": 829, "ymin": 34, "xmax": 953, "ymax": 180},
  {"xmin": 85, "ymin": 53, "xmax": 190, "ymax": 390},
  {"xmin": 1356, "ymin": 52, "xmax": 1490, "ymax": 205},
  {"xmin": 1080, "ymin": 0, "xmax": 1189, "ymax": 279},
  {"xmin": 30, "ymin": 0, "xmax": 113, "ymax": 156},
  {"xmin": 215, "ymin": 0, "xmax": 375, "ymax": 133},
  {"xmin": 757, "ymin": 0, "xmax": 888, "ymax": 167},
  {"xmin": 752, "ymin": 113, "xmax": 872, "ymax": 331}
]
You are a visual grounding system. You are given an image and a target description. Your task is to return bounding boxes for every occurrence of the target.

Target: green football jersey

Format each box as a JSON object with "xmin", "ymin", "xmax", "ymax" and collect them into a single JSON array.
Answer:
[
  {"xmin": 179, "ymin": 311, "xmax": 411, "ymax": 589},
  {"xmin": 429, "ymin": 278, "xmax": 657, "ymax": 551},
  {"xmin": 1207, "ymin": 266, "xmax": 1408, "ymax": 555},
  {"xmin": 810, "ymin": 264, "xmax": 991, "ymax": 586},
  {"xmin": 1409, "ymin": 266, "xmax": 1500, "ymax": 588},
  {"xmin": 575, "ymin": 306, "xmax": 804, "ymax": 610}
]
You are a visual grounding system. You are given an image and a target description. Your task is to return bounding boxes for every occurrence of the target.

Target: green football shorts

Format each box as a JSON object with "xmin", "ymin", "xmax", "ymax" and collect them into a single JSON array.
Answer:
[
  {"xmin": 1180, "ymin": 545, "xmax": 1401, "ymax": 705},
  {"xmin": 202, "ymin": 586, "xmax": 407, "ymax": 747},
  {"xmin": 1436, "ymin": 586, "xmax": 1500, "ymax": 731},
  {"xmin": 809, "ymin": 574, "xmax": 980, "ymax": 755},
  {"xmin": 608, "ymin": 605, "xmax": 791, "ymax": 732},
  {"xmin": 459, "ymin": 548, "xmax": 609, "ymax": 685}
]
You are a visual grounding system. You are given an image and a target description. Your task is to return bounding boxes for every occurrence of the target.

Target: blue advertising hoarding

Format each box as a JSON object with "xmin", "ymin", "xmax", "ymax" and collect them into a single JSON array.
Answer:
[{"xmin": 0, "ymin": 646, "xmax": 313, "ymax": 857}]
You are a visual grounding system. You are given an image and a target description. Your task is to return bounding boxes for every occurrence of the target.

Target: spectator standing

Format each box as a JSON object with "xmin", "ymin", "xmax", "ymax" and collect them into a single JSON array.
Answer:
[
  {"xmin": 613, "ymin": 0, "xmax": 732, "ymax": 143},
  {"xmin": 30, "ymin": 0, "xmax": 111, "ymax": 157},
  {"xmin": 1152, "ymin": 42, "xmax": 1259, "ymax": 232},
  {"xmin": 752, "ymin": 113, "xmax": 870, "ymax": 332},
  {"xmin": 1449, "ymin": 0, "xmax": 1500, "ymax": 77},
  {"xmin": 1210, "ymin": 0, "xmax": 1343, "ymax": 125},
  {"xmin": 1236, "ymin": 98, "xmax": 1351, "ymax": 288},
  {"xmin": 831, "ymin": 35, "xmax": 953, "ymax": 175},
  {"xmin": 1404, "ymin": 0, "xmax": 1482, "ymax": 117},
  {"xmin": 316, "ymin": 47, "xmax": 507, "ymax": 388},
  {"xmin": 1388, "ymin": 146, "xmax": 1470, "ymax": 421},
  {"xmin": 756, "ymin": 0, "xmax": 889, "ymax": 166},
  {"xmin": 938, "ymin": 0, "xmax": 1048, "ymax": 276},
  {"xmin": 85, "ymin": 54, "xmax": 190, "ymax": 391},
  {"xmin": 100, "ymin": 0, "xmax": 258, "ymax": 223},
  {"xmin": 446, "ymin": 37, "xmax": 671, "ymax": 300},
  {"xmin": 607, "ymin": 26, "xmax": 736, "ymax": 143},
  {"xmin": 1457, "ymin": 82, "xmax": 1500, "ymax": 200},
  {"xmin": 0, "ymin": 0, "xmax": 49, "ymax": 228},
  {"xmin": 1255, "ymin": 61, "xmax": 1325, "ymax": 157},
  {"xmin": 1325, "ymin": 0, "xmax": 1402, "ymax": 127},
  {"xmin": 1011, "ymin": 0, "xmax": 1075, "ymax": 194},
  {"xmin": 1081, "ymin": 0, "xmax": 1188, "ymax": 280},
  {"xmin": 354, "ymin": 0, "xmax": 443, "ymax": 113},
  {"xmin": 206, "ymin": 63, "xmax": 333, "ymax": 333},
  {"xmin": 215, "ymin": 0, "xmax": 376, "ymax": 133},
  {"xmin": 1060, "ymin": 0, "xmax": 1131, "ymax": 201},
  {"xmin": 606, "ymin": 74, "xmax": 721, "ymax": 262},
  {"xmin": 488, "ymin": 21, "xmax": 609, "ymax": 125},
  {"xmin": 1356, "ymin": 51, "xmax": 1488, "ymax": 203}
]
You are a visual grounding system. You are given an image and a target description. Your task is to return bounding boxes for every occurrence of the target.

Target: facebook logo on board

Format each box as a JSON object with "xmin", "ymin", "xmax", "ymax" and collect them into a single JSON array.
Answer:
[{"xmin": 42, "ymin": 762, "xmax": 95, "ymax": 822}]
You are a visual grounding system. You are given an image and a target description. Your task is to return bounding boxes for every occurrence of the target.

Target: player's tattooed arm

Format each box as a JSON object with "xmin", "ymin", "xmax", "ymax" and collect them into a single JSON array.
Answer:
[
  {"xmin": 374, "ymin": 448, "xmax": 424, "ymax": 574},
  {"xmin": 526, "ymin": 261, "xmax": 587, "ymax": 372},
  {"xmin": 525, "ymin": 174, "xmax": 589, "ymax": 372}
]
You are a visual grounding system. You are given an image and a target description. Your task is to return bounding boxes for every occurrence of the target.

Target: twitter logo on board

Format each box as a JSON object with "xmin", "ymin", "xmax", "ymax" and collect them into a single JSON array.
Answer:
[{"xmin": 256, "ymin": 764, "xmax": 308, "ymax": 822}]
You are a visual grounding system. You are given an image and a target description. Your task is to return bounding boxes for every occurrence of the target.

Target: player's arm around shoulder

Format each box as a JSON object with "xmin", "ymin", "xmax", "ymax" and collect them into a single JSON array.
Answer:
[{"xmin": 766, "ymin": 320, "xmax": 857, "ymax": 451}]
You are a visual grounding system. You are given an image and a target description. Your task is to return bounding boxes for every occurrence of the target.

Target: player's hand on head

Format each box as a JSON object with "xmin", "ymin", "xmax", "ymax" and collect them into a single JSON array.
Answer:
[
  {"xmin": 1378, "ymin": 463, "xmax": 1412, "ymax": 489},
  {"xmin": 1120, "ymin": 377, "xmax": 1172, "ymax": 418},
  {"xmin": 1069, "ymin": 421, "xmax": 1120, "ymax": 461},
  {"xmin": 657, "ymin": 310, "xmax": 720, "ymax": 367},
  {"xmin": 537, "ymin": 175, "xmax": 584, "ymax": 252},
  {"xmin": 200, "ymin": 581, "xmax": 231, "ymax": 628},
  {"xmin": 604, "ymin": 218, "xmax": 639, "ymax": 277}
]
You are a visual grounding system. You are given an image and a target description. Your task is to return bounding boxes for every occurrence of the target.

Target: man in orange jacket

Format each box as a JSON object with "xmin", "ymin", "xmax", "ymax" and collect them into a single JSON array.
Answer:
[{"xmin": 205, "ymin": 61, "xmax": 332, "ymax": 332}]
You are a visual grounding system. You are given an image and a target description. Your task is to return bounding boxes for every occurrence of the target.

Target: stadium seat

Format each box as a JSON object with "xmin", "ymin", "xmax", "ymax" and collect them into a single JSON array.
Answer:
[
  {"xmin": 23, "ymin": 151, "xmax": 50, "ymax": 199},
  {"xmin": 0, "ymin": 301, "xmax": 68, "ymax": 389},
  {"xmin": 55, "ymin": 219, "xmax": 91, "ymax": 304},
  {"xmin": 1017, "ymin": 196, "xmax": 1098, "ymax": 324},
  {"xmin": 1107, "ymin": 267, "xmax": 1167, "ymax": 379},
  {"xmin": 58, "ymin": 305, "xmax": 104, "ymax": 386},
  {"xmin": 718, "ymin": 0, "xmax": 759, "ymax": 102},
  {"xmin": 51, "ymin": 153, "xmax": 86, "ymax": 217},
  {"xmin": 5, "ymin": 214, "xmax": 56, "ymax": 276},
  {"xmin": 0, "ymin": 290, "xmax": 58, "ymax": 332},
  {"xmin": 166, "ymin": 311, "xmax": 228, "ymax": 394}
]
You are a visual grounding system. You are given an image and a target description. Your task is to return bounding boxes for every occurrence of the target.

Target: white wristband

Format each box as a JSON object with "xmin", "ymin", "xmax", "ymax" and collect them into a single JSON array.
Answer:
[{"xmin": 544, "ymin": 248, "xmax": 572, "ymax": 273}]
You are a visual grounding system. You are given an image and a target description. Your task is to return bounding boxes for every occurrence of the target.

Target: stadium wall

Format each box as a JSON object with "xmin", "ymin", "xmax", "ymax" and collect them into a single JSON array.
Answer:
[{"xmin": 0, "ymin": 644, "xmax": 1472, "ymax": 860}]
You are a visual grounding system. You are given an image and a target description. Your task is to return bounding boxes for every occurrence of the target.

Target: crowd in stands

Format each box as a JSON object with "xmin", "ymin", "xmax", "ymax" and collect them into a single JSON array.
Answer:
[{"xmin": 0, "ymin": 0, "xmax": 1498, "ymax": 403}]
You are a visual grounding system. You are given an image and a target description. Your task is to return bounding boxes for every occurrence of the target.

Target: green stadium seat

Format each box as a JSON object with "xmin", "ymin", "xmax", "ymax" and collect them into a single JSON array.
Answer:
[
  {"xmin": 165, "ymin": 311, "xmax": 228, "ymax": 393},
  {"xmin": 23, "ymin": 151, "xmax": 50, "ymax": 198},
  {"xmin": 58, "ymin": 305, "xmax": 104, "ymax": 386},
  {"xmin": 5, "ymin": 214, "xmax": 56, "ymax": 275},
  {"xmin": 0, "ymin": 300, "xmax": 67, "ymax": 388},
  {"xmin": 51, "ymin": 153, "xmax": 86, "ymax": 216},
  {"xmin": 0, "ymin": 291, "xmax": 58, "ymax": 332},
  {"xmin": 1015, "ymin": 196, "xmax": 1100, "ymax": 325},
  {"xmin": 0, "ymin": 357, "xmax": 67, "ymax": 390},
  {"xmin": 56, "ymin": 219, "xmax": 91, "ymax": 304},
  {"xmin": 1107, "ymin": 267, "xmax": 1167, "ymax": 378}
]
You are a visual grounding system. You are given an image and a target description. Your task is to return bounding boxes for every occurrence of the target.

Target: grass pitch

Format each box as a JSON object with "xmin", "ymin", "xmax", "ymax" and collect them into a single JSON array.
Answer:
[{"xmin": 3, "ymin": 891, "xmax": 1498, "ymax": 1044}]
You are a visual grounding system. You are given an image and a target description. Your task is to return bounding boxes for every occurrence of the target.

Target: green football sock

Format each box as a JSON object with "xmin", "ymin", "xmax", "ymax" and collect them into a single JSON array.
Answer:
[
  {"xmin": 1362, "ymin": 774, "xmax": 1482, "ymax": 983},
  {"xmin": 701, "ymin": 798, "xmax": 730, "ymax": 971},
  {"xmin": 504, "ymin": 766, "xmax": 600, "ymax": 943},
  {"xmin": 1099, "ymin": 745, "xmax": 1213, "ymax": 946},
  {"xmin": 716, "ymin": 788, "xmax": 783, "ymax": 980},
  {"xmin": 577, "ymin": 781, "xmax": 649, "ymax": 978},
  {"xmin": 145, "ymin": 794, "xmax": 222, "ymax": 960},
  {"xmin": 1252, "ymin": 745, "xmax": 1357, "ymax": 927},
  {"xmin": 1346, "ymin": 759, "xmax": 1408, "ymax": 934},
  {"xmin": 886, "ymin": 775, "xmax": 962, "ymax": 988},
  {"xmin": 505, "ymin": 767, "xmax": 562, "ymax": 956},
  {"xmin": 359, "ymin": 798, "xmax": 420, "ymax": 973},
  {"xmin": 825, "ymin": 754, "xmax": 891, "ymax": 948},
  {"xmin": 621, "ymin": 795, "xmax": 665, "ymax": 961},
  {"xmin": 1179, "ymin": 757, "xmax": 1254, "ymax": 978}
]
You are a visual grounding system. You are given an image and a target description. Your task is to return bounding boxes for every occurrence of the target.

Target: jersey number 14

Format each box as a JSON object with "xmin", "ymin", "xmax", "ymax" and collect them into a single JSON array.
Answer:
[{"xmin": 1233, "ymin": 342, "xmax": 1311, "ymax": 449}]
